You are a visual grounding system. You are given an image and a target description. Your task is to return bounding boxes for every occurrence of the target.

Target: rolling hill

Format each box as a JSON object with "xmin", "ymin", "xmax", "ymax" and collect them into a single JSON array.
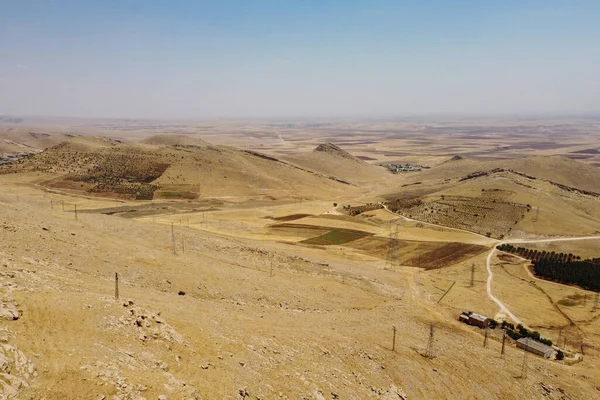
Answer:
[
  {"xmin": 284, "ymin": 143, "xmax": 389, "ymax": 185},
  {"xmin": 378, "ymin": 156, "xmax": 600, "ymax": 238},
  {"xmin": 406, "ymin": 155, "xmax": 600, "ymax": 193},
  {"xmin": 2, "ymin": 136, "xmax": 361, "ymax": 201}
]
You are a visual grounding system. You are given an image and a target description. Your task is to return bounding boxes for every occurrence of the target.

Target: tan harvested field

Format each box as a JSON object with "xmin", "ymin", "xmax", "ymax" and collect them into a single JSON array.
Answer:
[{"xmin": 1, "ymin": 117, "xmax": 600, "ymax": 399}]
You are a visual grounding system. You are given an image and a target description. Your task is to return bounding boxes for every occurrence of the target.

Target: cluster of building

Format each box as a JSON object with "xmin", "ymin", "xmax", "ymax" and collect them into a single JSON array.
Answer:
[
  {"xmin": 0, "ymin": 152, "xmax": 36, "ymax": 166},
  {"xmin": 458, "ymin": 311, "xmax": 555, "ymax": 358},
  {"xmin": 380, "ymin": 163, "xmax": 429, "ymax": 174}
]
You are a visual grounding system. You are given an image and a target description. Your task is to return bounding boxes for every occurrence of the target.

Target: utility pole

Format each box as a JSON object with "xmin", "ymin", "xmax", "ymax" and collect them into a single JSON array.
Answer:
[
  {"xmin": 501, "ymin": 330, "xmax": 506, "ymax": 357},
  {"xmin": 425, "ymin": 324, "xmax": 435, "ymax": 358},
  {"xmin": 50, "ymin": 200, "xmax": 53, "ymax": 210},
  {"xmin": 483, "ymin": 327, "xmax": 489, "ymax": 348},
  {"xmin": 181, "ymin": 236, "xmax": 185, "ymax": 254},
  {"xmin": 385, "ymin": 225, "xmax": 400, "ymax": 271},
  {"xmin": 557, "ymin": 327, "xmax": 563, "ymax": 348},
  {"xmin": 520, "ymin": 350, "xmax": 528, "ymax": 378},
  {"xmin": 270, "ymin": 258, "xmax": 274, "ymax": 277},
  {"xmin": 62, "ymin": 200, "xmax": 65, "ymax": 211},
  {"xmin": 74, "ymin": 204, "xmax": 78, "ymax": 220},
  {"xmin": 392, "ymin": 326, "xmax": 397, "ymax": 351},
  {"xmin": 593, "ymin": 292, "xmax": 600, "ymax": 312},
  {"xmin": 115, "ymin": 272, "xmax": 119, "ymax": 300},
  {"xmin": 171, "ymin": 223, "xmax": 177, "ymax": 255},
  {"xmin": 470, "ymin": 263, "xmax": 475, "ymax": 288}
]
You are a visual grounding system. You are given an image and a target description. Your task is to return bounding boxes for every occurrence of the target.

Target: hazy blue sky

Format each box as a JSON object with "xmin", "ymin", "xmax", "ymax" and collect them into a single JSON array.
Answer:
[{"xmin": 1, "ymin": 1, "xmax": 599, "ymax": 119}]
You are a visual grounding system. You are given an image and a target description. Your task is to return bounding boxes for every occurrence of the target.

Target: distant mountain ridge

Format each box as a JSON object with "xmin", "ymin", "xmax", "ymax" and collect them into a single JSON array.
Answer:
[{"xmin": 314, "ymin": 143, "xmax": 363, "ymax": 163}]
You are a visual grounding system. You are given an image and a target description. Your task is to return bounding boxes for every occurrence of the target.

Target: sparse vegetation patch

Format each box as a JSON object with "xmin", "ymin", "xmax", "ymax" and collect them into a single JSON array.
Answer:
[{"xmin": 385, "ymin": 195, "xmax": 528, "ymax": 238}]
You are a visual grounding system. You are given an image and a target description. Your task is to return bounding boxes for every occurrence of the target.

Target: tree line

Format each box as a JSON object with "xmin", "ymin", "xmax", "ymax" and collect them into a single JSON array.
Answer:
[{"xmin": 501, "ymin": 321, "xmax": 553, "ymax": 346}]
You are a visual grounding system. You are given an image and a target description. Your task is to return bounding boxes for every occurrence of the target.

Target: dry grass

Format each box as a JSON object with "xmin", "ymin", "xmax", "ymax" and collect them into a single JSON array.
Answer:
[{"xmin": 1, "ymin": 120, "xmax": 600, "ymax": 399}]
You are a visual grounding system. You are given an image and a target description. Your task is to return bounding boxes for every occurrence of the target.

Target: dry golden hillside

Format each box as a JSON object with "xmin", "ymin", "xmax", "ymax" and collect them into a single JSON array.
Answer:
[
  {"xmin": 0, "ymin": 176, "xmax": 599, "ymax": 399},
  {"xmin": 0, "ymin": 128, "xmax": 75, "ymax": 167},
  {"xmin": 1, "ymin": 136, "xmax": 361, "ymax": 201},
  {"xmin": 376, "ymin": 156, "xmax": 600, "ymax": 238},
  {"xmin": 1, "ymin": 127, "xmax": 600, "ymax": 400},
  {"xmin": 407, "ymin": 155, "xmax": 600, "ymax": 193},
  {"xmin": 284, "ymin": 143, "xmax": 390, "ymax": 185}
]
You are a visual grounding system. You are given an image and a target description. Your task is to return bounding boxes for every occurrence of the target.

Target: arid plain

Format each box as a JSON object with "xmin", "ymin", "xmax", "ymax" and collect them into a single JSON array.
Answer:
[{"xmin": 1, "ymin": 116, "xmax": 600, "ymax": 399}]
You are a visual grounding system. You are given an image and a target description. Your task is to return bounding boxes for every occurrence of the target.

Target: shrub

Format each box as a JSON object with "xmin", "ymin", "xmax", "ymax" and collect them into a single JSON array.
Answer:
[
  {"xmin": 556, "ymin": 350, "xmax": 564, "ymax": 360},
  {"xmin": 506, "ymin": 330, "xmax": 521, "ymax": 340}
]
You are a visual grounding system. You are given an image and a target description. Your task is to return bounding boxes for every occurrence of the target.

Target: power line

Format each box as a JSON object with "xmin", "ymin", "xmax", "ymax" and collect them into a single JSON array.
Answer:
[
  {"xmin": 171, "ymin": 223, "xmax": 177, "ymax": 255},
  {"xmin": 115, "ymin": 272, "xmax": 119, "ymax": 300},
  {"xmin": 385, "ymin": 225, "xmax": 400, "ymax": 271},
  {"xmin": 425, "ymin": 324, "xmax": 435, "ymax": 358},
  {"xmin": 437, "ymin": 281, "xmax": 456, "ymax": 304},
  {"xmin": 483, "ymin": 327, "xmax": 489, "ymax": 348}
]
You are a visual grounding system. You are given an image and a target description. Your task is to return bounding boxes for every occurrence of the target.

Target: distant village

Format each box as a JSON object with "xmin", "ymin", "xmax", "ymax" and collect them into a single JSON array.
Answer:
[
  {"xmin": 0, "ymin": 152, "xmax": 36, "ymax": 166},
  {"xmin": 380, "ymin": 162, "xmax": 430, "ymax": 173}
]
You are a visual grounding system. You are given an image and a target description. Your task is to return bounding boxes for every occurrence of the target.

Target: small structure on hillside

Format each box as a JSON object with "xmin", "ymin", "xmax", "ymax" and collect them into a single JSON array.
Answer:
[
  {"xmin": 458, "ymin": 311, "xmax": 493, "ymax": 329},
  {"xmin": 516, "ymin": 337, "xmax": 554, "ymax": 358}
]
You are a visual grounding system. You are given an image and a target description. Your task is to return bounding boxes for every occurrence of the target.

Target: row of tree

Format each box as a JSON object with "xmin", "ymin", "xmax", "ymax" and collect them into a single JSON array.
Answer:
[
  {"xmin": 533, "ymin": 258, "xmax": 600, "ymax": 292},
  {"xmin": 500, "ymin": 321, "xmax": 553, "ymax": 346},
  {"xmin": 496, "ymin": 244, "xmax": 581, "ymax": 263},
  {"xmin": 497, "ymin": 244, "xmax": 600, "ymax": 292}
]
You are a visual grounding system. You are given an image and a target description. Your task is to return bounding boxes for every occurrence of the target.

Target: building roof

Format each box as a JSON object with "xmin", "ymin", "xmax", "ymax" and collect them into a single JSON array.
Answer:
[
  {"xmin": 469, "ymin": 313, "xmax": 489, "ymax": 322},
  {"xmin": 517, "ymin": 337, "xmax": 553, "ymax": 353}
]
